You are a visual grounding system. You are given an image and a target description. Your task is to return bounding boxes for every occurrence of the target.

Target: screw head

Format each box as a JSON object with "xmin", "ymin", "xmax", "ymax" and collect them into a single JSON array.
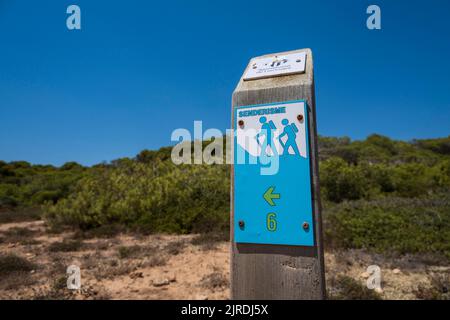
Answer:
[
  {"xmin": 302, "ymin": 222, "xmax": 310, "ymax": 231},
  {"xmin": 238, "ymin": 120, "xmax": 244, "ymax": 127},
  {"xmin": 238, "ymin": 220, "xmax": 245, "ymax": 228},
  {"xmin": 297, "ymin": 114, "xmax": 304, "ymax": 122}
]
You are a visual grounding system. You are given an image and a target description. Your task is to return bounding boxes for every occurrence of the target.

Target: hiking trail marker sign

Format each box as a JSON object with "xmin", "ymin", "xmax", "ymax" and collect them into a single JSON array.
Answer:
[
  {"xmin": 231, "ymin": 49, "xmax": 326, "ymax": 300},
  {"xmin": 234, "ymin": 100, "xmax": 314, "ymax": 246}
]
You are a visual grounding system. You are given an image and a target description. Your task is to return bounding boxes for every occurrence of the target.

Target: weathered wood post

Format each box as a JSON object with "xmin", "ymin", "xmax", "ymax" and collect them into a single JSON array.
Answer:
[{"xmin": 231, "ymin": 48, "xmax": 326, "ymax": 299}]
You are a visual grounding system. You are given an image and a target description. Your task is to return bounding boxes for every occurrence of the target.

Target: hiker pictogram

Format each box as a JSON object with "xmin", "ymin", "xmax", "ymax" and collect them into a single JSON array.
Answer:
[
  {"xmin": 279, "ymin": 118, "xmax": 300, "ymax": 156},
  {"xmin": 256, "ymin": 116, "xmax": 278, "ymax": 157}
]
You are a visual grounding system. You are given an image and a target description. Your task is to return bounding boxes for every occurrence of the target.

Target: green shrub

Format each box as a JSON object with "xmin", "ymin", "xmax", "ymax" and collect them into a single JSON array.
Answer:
[
  {"xmin": 323, "ymin": 196, "xmax": 450, "ymax": 259},
  {"xmin": 44, "ymin": 161, "xmax": 230, "ymax": 234},
  {"xmin": 414, "ymin": 136, "xmax": 450, "ymax": 155},
  {"xmin": 320, "ymin": 155, "xmax": 450, "ymax": 203},
  {"xmin": 0, "ymin": 184, "xmax": 21, "ymax": 207},
  {"xmin": 320, "ymin": 157, "xmax": 369, "ymax": 202},
  {"xmin": 31, "ymin": 190, "xmax": 62, "ymax": 204}
]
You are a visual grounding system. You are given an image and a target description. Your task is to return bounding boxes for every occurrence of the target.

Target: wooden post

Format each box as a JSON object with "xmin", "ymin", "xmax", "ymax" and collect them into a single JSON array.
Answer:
[{"xmin": 231, "ymin": 48, "xmax": 326, "ymax": 299}]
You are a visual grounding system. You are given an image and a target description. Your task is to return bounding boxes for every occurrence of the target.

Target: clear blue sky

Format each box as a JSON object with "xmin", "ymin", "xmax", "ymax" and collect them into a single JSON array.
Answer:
[{"xmin": 0, "ymin": 0, "xmax": 449, "ymax": 166}]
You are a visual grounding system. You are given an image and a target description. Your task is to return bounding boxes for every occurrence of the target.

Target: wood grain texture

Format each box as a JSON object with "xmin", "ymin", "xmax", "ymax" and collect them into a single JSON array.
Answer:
[{"xmin": 231, "ymin": 48, "xmax": 326, "ymax": 300}]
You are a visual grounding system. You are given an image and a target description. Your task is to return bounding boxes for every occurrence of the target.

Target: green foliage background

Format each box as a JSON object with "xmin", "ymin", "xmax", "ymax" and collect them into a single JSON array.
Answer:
[{"xmin": 1, "ymin": 134, "xmax": 449, "ymax": 258}]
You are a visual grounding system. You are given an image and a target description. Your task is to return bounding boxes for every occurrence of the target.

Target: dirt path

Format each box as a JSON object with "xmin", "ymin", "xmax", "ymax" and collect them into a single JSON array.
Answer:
[
  {"xmin": 0, "ymin": 220, "xmax": 448, "ymax": 299},
  {"xmin": 0, "ymin": 220, "xmax": 229, "ymax": 299}
]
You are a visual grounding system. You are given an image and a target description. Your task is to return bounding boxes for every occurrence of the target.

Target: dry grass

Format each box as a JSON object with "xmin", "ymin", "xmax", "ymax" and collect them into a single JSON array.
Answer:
[
  {"xmin": 0, "ymin": 208, "xmax": 41, "ymax": 224},
  {"xmin": 3, "ymin": 219, "xmax": 448, "ymax": 300},
  {"xmin": 0, "ymin": 254, "xmax": 38, "ymax": 290},
  {"xmin": 200, "ymin": 270, "xmax": 229, "ymax": 290},
  {"xmin": 328, "ymin": 275, "xmax": 382, "ymax": 300},
  {"xmin": 1, "ymin": 227, "xmax": 39, "ymax": 245},
  {"xmin": 191, "ymin": 231, "xmax": 228, "ymax": 251},
  {"xmin": 414, "ymin": 273, "xmax": 450, "ymax": 300},
  {"xmin": 92, "ymin": 260, "xmax": 136, "ymax": 280},
  {"xmin": 141, "ymin": 254, "xmax": 167, "ymax": 268},
  {"xmin": 0, "ymin": 254, "xmax": 36, "ymax": 275},
  {"xmin": 164, "ymin": 240, "xmax": 186, "ymax": 255},
  {"xmin": 48, "ymin": 239, "xmax": 84, "ymax": 252},
  {"xmin": 117, "ymin": 245, "xmax": 145, "ymax": 259}
]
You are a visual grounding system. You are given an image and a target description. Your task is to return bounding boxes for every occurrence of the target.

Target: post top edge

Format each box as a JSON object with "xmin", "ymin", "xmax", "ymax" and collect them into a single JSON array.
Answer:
[{"xmin": 250, "ymin": 48, "xmax": 312, "ymax": 61}]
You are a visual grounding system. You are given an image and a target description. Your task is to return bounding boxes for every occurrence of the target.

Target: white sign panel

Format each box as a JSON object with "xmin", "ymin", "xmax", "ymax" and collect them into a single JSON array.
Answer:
[
  {"xmin": 243, "ymin": 52, "xmax": 306, "ymax": 81},
  {"xmin": 236, "ymin": 101, "xmax": 307, "ymax": 158}
]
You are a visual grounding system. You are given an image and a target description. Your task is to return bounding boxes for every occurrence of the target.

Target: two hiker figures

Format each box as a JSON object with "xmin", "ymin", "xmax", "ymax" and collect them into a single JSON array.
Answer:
[{"xmin": 255, "ymin": 116, "xmax": 300, "ymax": 157}]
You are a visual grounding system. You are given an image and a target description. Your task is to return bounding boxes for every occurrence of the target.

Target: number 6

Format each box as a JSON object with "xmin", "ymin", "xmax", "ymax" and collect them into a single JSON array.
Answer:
[{"xmin": 266, "ymin": 212, "xmax": 277, "ymax": 231}]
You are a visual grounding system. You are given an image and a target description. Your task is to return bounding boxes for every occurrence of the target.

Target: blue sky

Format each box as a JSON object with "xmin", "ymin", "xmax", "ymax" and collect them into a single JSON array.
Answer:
[{"xmin": 0, "ymin": 0, "xmax": 449, "ymax": 166}]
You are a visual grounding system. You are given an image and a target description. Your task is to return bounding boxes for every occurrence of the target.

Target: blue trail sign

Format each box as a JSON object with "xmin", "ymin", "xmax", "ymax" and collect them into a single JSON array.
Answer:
[{"xmin": 234, "ymin": 100, "xmax": 314, "ymax": 246}]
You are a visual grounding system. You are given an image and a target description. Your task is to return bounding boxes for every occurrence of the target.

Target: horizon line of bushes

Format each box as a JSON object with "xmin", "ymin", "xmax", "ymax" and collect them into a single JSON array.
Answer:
[{"xmin": 1, "ymin": 134, "xmax": 449, "ymax": 259}]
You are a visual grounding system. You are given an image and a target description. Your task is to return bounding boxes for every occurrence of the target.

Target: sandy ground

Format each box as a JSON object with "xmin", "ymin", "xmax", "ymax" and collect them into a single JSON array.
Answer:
[{"xmin": 0, "ymin": 220, "xmax": 448, "ymax": 300}]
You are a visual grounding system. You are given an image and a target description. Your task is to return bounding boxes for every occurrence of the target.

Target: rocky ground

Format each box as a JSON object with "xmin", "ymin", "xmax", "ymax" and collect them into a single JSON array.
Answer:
[{"xmin": 0, "ymin": 220, "xmax": 448, "ymax": 300}]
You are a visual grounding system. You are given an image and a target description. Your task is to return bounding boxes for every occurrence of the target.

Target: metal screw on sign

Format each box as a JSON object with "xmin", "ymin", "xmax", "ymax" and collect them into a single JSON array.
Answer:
[{"xmin": 302, "ymin": 222, "xmax": 310, "ymax": 231}]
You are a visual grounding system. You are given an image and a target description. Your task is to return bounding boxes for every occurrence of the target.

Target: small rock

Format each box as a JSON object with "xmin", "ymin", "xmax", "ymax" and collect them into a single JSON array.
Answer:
[
  {"xmin": 30, "ymin": 270, "xmax": 35, "ymax": 274},
  {"xmin": 130, "ymin": 272, "xmax": 144, "ymax": 279},
  {"xmin": 195, "ymin": 294, "xmax": 209, "ymax": 300},
  {"xmin": 375, "ymin": 287, "xmax": 383, "ymax": 294},
  {"xmin": 168, "ymin": 274, "xmax": 177, "ymax": 282},
  {"xmin": 392, "ymin": 268, "xmax": 401, "ymax": 274},
  {"xmin": 360, "ymin": 272, "xmax": 370, "ymax": 279},
  {"xmin": 152, "ymin": 278, "xmax": 170, "ymax": 287}
]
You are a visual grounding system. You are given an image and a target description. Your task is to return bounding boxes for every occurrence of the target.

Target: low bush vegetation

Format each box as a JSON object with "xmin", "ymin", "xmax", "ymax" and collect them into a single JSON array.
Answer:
[
  {"xmin": 323, "ymin": 196, "xmax": 450, "ymax": 258},
  {"xmin": 191, "ymin": 231, "xmax": 229, "ymax": 250},
  {"xmin": 117, "ymin": 245, "xmax": 144, "ymax": 259},
  {"xmin": 328, "ymin": 275, "xmax": 382, "ymax": 300},
  {"xmin": 164, "ymin": 240, "xmax": 187, "ymax": 255},
  {"xmin": 0, "ymin": 254, "xmax": 36, "ymax": 276},
  {"xmin": 1, "ymin": 227, "xmax": 40, "ymax": 245},
  {"xmin": 200, "ymin": 271, "xmax": 229, "ymax": 290},
  {"xmin": 1, "ymin": 134, "xmax": 449, "ymax": 259},
  {"xmin": 2, "ymin": 226, "xmax": 36, "ymax": 238},
  {"xmin": 0, "ymin": 207, "xmax": 41, "ymax": 223},
  {"xmin": 0, "ymin": 161, "xmax": 85, "ymax": 208},
  {"xmin": 44, "ymin": 161, "xmax": 229, "ymax": 234},
  {"xmin": 414, "ymin": 273, "xmax": 450, "ymax": 300},
  {"xmin": 48, "ymin": 239, "xmax": 84, "ymax": 252}
]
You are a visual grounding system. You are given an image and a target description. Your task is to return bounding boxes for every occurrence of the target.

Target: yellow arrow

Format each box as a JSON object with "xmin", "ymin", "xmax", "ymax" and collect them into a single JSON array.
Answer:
[{"xmin": 263, "ymin": 186, "xmax": 280, "ymax": 206}]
